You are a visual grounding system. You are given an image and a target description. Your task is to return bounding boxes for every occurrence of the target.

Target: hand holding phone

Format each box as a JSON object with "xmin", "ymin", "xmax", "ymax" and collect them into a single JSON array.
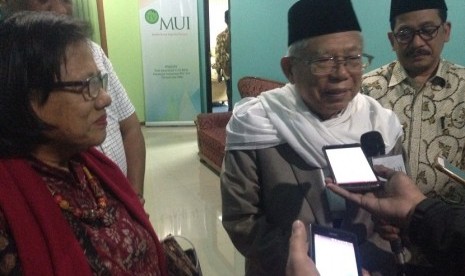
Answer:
[
  {"xmin": 323, "ymin": 144, "xmax": 381, "ymax": 192},
  {"xmin": 434, "ymin": 155, "xmax": 465, "ymax": 186},
  {"xmin": 309, "ymin": 224, "xmax": 362, "ymax": 276}
]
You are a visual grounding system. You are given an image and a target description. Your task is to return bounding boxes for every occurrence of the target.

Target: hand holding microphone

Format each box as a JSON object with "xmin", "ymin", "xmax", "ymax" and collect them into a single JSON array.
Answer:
[{"xmin": 360, "ymin": 131, "xmax": 407, "ymax": 274}]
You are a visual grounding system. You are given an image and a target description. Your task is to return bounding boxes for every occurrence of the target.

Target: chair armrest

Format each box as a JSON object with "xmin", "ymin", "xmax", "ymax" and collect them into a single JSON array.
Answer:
[
  {"xmin": 238, "ymin": 76, "xmax": 285, "ymax": 98},
  {"xmin": 195, "ymin": 112, "xmax": 232, "ymax": 130}
]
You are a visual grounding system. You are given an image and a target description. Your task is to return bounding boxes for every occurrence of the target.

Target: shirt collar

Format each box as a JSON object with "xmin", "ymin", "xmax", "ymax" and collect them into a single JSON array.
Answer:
[
  {"xmin": 433, "ymin": 60, "xmax": 447, "ymax": 88},
  {"xmin": 389, "ymin": 59, "xmax": 447, "ymax": 88}
]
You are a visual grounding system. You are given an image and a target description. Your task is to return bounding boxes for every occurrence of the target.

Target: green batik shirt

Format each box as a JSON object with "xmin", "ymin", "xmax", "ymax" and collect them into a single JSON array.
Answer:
[{"xmin": 362, "ymin": 59, "xmax": 465, "ymax": 204}]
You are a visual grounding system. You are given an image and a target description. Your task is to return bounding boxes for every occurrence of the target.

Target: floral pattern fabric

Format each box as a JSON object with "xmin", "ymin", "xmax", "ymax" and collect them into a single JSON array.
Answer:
[
  {"xmin": 212, "ymin": 28, "xmax": 231, "ymax": 81},
  {"xmin": 0, "ymin": 157, "xmax": 160, "ymax": 275},
  {"xmin": 362, "ymin": 59, "xmax": 465, "ymax": 204}
]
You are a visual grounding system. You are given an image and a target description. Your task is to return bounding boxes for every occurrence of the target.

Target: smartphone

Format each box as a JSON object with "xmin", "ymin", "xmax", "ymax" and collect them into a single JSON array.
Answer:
[
  {"xmin": 309, "ymin": 224, "xmax": 362, "ymax": 276},
  {"xmin": 434, "ymin": 156, "xmax": 465, "ymax": 185},
  {"xmin": 323, "ymin": 144, "xmax": 381, "ymax": 192}
]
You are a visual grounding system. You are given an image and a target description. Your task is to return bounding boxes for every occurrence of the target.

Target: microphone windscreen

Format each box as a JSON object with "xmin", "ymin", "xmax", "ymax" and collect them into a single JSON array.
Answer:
[{"xmin": 360, "ymin": 131, "xmax": 386, "ymax": 157}]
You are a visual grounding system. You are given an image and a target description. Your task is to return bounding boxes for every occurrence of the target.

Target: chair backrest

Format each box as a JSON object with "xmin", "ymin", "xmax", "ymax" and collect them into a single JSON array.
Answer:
[{"xmin": 237, "ymin": 76, "xmax": 285, "ymax": 98}]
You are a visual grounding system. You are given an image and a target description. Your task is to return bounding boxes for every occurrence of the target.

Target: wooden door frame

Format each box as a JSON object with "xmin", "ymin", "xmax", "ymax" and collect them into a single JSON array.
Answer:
[{"xmin": 96, "ymin": 0, "xmax": 108, "ymax": 56}]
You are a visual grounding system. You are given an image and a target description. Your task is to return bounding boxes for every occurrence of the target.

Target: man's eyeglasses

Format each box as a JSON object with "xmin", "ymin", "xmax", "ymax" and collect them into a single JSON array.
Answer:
[
  {"xmin": 293, "ymin": 54, "xmax": 374, "ymax": 76},
  {"xmin": 393, "ymin": 24, "xmax": 442, "ymax": 44},
  {"xmin": 53, "ymin": 73, "xmax": 108, "ymax": 100}
]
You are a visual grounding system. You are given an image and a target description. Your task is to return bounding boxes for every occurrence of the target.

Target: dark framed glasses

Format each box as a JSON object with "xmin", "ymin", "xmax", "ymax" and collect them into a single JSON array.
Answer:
[
  {"xmin": 53, "ymin": 72, "xmax": 108, "ymax": 100},
  {"xmin": 394, "ymin": 24, "xmax": 442, "ymax": 44}
]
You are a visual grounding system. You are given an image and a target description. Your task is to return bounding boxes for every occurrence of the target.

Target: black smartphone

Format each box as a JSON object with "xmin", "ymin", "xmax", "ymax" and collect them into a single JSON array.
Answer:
[
  {"xmin": 323, "ymin": 143, "xmax": 381, "ymax": 192},
  {"xmin": 309, "ymin": 224, "xmax": 362, "ymax": 276}
]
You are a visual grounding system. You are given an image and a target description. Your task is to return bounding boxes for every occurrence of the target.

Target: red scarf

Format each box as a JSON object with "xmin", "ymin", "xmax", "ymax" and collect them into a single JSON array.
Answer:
[{"xmin": 0, "ymin": 148, "xmax": 167, "ymax": 275}]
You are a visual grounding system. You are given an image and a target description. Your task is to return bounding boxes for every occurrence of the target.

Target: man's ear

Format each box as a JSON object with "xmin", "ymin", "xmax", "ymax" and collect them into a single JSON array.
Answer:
[
  {"xmin": 443, "ymin": 21, "xmax": 451, "ymax": 43},
  {"xmin": 387, "ymin": 32, "xmax": 396, "ymax": 51},
  {"xmin": 281, "ymin": 56, "xmax": 295, "ymax": 83}
]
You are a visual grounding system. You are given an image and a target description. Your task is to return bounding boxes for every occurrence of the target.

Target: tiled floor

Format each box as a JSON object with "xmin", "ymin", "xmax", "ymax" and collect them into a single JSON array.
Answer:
[{"xmin": 142, "ymin": 126, "xmax": 244, "ymax": 276}]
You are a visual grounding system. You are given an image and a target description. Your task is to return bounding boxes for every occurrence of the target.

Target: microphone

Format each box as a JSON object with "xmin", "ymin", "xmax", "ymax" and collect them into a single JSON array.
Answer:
[
  {"xmin": 360, "ymin": 131, "xmax": 385, "ymax": 157},
  {"xmin": 360, "ymin": 131, "xmax": 406, "ymax": 275}
]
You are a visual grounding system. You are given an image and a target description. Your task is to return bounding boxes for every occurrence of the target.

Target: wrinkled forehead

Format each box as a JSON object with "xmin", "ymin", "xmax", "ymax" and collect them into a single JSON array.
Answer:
[
  {"xmin": 306, "ymin": 31, "xmax": 363, "ymax": 56},
  {"xmin": 60, "ymin": 40, "xmax": 94, "ymax": 77},
  {"xmin": 393, "ymin": 9, "xmax": 442, "ymax": 30}
]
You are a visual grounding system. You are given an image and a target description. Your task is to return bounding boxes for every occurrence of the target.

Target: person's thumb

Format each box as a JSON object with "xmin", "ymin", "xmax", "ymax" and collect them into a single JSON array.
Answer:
[{"xmin": 290, "ymin": 220, "xmax": 308, "ymax": 252}]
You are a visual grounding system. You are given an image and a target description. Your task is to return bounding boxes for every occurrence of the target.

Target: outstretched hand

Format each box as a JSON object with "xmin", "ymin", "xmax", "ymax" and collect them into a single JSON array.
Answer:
[
  {"xmin": 286, "ymin": 220, "xmax": 319, "ymax": 276},
  {"xmin": 286, "ymin": 220, "xmax": 372, "ymax": 276},
  {"xmin": 326, "ymin": 166, "xmax": 427, "ymax": 228}
]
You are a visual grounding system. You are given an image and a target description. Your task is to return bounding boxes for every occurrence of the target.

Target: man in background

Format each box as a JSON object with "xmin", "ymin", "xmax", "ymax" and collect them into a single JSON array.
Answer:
[
  {"xmin": 212, "ymin": 10, "xmax": 232, "ymax": 111},
  {"xmin": 1, "ymin": 0, "xmax": 146, "ymax": 197},
  {"xmin": 363, "ymin": 0, "xmax": 465, "ymax": 204},
  {"xmin": 362, "ymin": 0, "xmax": 465, "ymax": 269}
]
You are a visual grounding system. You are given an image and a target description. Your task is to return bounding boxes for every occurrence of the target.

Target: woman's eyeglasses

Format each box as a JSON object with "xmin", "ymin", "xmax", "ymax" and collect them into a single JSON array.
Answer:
[{"xmin": 53, "ymin": 73, "xmax": 108, "ymax": 100}]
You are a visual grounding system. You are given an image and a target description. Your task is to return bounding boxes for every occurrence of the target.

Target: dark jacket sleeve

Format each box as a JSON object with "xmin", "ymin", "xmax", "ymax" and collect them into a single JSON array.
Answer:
[
  {"xmin": 409, "ymin": 198, "xmax": 465, "ymax": 275},
  {"xmin": 220, "ymin": 149, "xmax": 290, "ymax": 275}
]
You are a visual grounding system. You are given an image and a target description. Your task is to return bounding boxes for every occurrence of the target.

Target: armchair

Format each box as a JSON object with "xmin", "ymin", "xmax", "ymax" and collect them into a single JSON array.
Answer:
[{"xmin": 195, "ymin": 76, "xmax": 285, "ymax": 173}]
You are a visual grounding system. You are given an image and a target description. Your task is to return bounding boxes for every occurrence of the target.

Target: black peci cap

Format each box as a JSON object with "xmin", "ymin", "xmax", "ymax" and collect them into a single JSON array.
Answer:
[
  {"xmin": 288, "ymin": 0, "xmax": 361, "ymax": 46},
  {"xmin": 390, "ymin": 0, "xmax": 447, "ymax": 21}
]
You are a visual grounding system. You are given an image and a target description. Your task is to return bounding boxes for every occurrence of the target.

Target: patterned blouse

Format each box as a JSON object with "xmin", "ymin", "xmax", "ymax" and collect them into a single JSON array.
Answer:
[
  {"xmin": 0, "ymin": 157, "xmax": 160, "ymax": 275},
  {"xmin": 362, "ymin": 59, "xmax": 465, "ymax": 204}
]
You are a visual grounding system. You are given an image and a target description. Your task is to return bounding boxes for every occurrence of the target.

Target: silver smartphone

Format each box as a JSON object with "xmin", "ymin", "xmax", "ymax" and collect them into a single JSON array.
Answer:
[
  {"xmin": 434, "ymin": 155, "xmax": 465, "ymax": 186},
  {"xmin": 323, "ymin": 143, "xmax": 381, "ymax": 192},
  {"xmin": 309, "ymin": 224, "xmax": 362, "ymax": 276}
]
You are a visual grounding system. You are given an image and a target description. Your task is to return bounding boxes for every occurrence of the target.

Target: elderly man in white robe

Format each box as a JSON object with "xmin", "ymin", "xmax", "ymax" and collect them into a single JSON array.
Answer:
[{"xmin": 220, "ymin": 0, "xmax": 405, "ymax": 275}]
